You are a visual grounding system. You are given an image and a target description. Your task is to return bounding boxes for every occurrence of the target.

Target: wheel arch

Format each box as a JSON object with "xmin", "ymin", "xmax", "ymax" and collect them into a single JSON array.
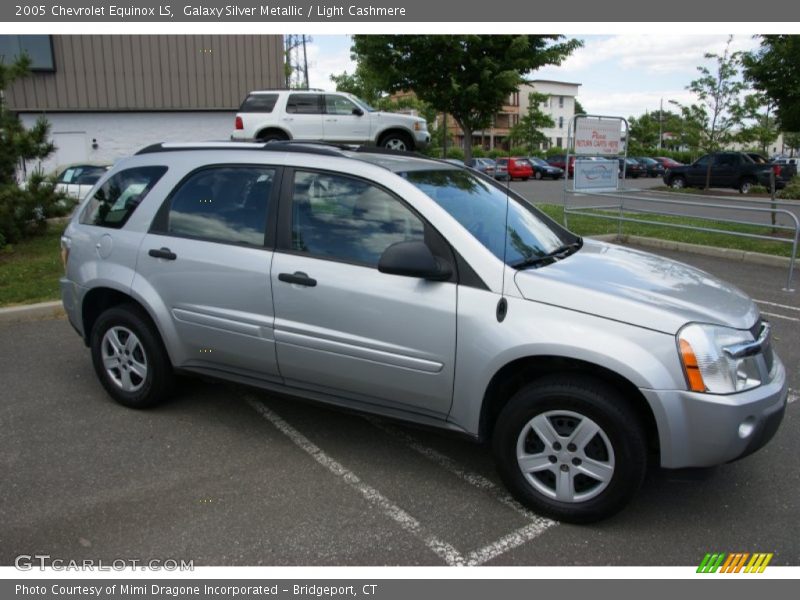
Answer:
[
  {"xmin": 478, "ymin": 355, "xmax": 660, "ymax": 458},
  {"xmin": 255, "ymin": 126, "xmax": 292, "ymax": 141},
  {"xmin": 375, "ymin": 127, "xmax": 416, "ymax": 147}
]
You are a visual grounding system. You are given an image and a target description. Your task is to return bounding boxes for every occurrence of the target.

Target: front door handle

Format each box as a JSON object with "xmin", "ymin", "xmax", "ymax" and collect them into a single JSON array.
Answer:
[
  {"xmin": 148, "ymin": 247, "xmax": 177, "ymax": 260},
  {"xmin": 278, "ymin": 271, "xmax": 317, "ymax": 287}
]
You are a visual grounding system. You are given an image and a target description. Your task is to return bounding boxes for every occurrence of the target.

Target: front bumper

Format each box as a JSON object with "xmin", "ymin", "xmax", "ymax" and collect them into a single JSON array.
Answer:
[
  {"xmin": 641, "ymin": 356, "xmax": 787, "ymax": 469},
  {"xmin": 414, "ymin": 131, "xmax": 431, "ymax": 148}
]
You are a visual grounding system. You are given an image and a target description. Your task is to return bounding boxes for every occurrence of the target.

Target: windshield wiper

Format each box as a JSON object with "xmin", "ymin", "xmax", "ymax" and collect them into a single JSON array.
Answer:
[{"xmin": 511, "ymin": 238, "xmax": 583, "ymax": 270}]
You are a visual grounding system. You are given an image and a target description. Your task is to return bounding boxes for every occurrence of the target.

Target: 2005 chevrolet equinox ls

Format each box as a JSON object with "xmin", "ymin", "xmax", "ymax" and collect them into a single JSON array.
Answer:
[{"xmin": 60, "ymin": 141, "xmax": 788, "ymax": 523}]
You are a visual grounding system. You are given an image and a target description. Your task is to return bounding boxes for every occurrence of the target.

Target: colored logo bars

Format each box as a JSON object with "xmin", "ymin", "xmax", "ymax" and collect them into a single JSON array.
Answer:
[{"xmin": 697, "ymin": 553, "xmax": 773, "ymax": 573}]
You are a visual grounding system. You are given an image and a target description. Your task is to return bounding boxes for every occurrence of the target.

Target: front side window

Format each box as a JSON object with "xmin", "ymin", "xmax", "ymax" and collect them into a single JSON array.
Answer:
[
  {"xmin": 694, "ymin": 155, "xmax": 711, "ymax": 167},
  {"xmin": 325, "ymin": 95, "xmax": 359, "ymax": 116},
  {"xmin": 402, "ymin": 169, "xmax": 572, "ymax": 266},
  {"xmin": 161, "ymin": 166, "xmax": 275, "ymax": 246},
  {"xmin": 81, "ymin": 166, "xmax": 166, "ymax": 229},
  {"xmin": 290, "ymin": 171, "xmax": 424, "ymax": 267}
]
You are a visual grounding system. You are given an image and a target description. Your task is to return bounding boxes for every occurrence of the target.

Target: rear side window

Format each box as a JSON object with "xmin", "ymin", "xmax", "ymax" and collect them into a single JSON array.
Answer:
[
  {"xmin": 80, "ymin": 166, "xmax": 167, "ymax": 229},
  {"xmin": 159, "ymin": 166, "xmax": 275, "ymax": 246},
  {"xmin": 286, "ymin": 94, "xmax": 322, "ymax": 114},
  {"xmin": 239, "ymin": 94, "xmax": 279, "ymax": 113}
]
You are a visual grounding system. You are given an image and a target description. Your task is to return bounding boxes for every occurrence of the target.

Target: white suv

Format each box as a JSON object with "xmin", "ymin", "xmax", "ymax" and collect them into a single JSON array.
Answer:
[{"xmin": 231, "ymin": 90, "xmax": 430, "ymax": 151}]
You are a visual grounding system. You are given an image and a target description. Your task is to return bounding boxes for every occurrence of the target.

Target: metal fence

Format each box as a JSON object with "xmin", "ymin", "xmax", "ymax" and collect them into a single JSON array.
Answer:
[{"xmin": 562, "ymin": 187, "xmax": 799, "ymax": 292}]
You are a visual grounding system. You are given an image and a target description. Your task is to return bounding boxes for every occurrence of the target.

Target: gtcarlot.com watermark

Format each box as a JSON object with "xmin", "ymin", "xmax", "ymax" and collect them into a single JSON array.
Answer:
[{"xmin": 15, "ymin": 554, "xmax": 194, "ymax": 571}]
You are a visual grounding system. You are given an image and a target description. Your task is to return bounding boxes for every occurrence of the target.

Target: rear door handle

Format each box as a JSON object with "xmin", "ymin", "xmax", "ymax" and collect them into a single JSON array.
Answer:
[
  {"xmin": 148, "ymin": 247, "xmax": 177, "ymax": 260},
  {"xmin": 278, "ymin": 271, "xmax": 317, "ymax": 287}
]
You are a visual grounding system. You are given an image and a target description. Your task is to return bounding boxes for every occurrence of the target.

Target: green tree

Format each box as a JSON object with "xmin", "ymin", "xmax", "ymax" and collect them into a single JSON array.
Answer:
[
  {"xmin": 508, "ymin": 92, "xmax": 555, "ymax": 153},
  {"xmin": 574, "ymin": 99, "xmax": 585, "ymax": 115},
  {"xmin": 347, "ymin": 35, "xmax": 581, "ymax": 162},
  {"xmin": 736, "ymin": 93, "xmax": 779, "ymax": 155},
  {"xmin": 783, "ymin": 132, "xmax": 800, "ymax": 157},
  {"xmin": 742, "ymin": 35, "xmax": 800, "ymax": 132},
  {"xmin": 0, "ymin": 54, "xmax": 65, "ymax": 247},
  {"xmin": 329, "ymin": 67, "xmax": 384, "ymax": 105},
  {"xmin": 672, "ymin": 36, "xmax": 748, "ymax": 188}
]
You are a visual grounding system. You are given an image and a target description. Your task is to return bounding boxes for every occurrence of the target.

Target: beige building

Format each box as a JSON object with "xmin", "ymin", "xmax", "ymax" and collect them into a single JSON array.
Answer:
[{"xmin": 2, "ymin": 35, "xmax": 285, "ymax": 174}]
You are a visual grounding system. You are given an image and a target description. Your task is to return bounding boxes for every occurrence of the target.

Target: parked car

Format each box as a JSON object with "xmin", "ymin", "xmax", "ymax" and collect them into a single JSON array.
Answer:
[
  {"xmin": 619, "ymin": 157, "xmax": 645, "ymax": 178},
  {"xmin": 467, "ymin": 157, "xmax": 497, "ymax": 178},
  {"xmin": 633, "ymin": 157, "xmax": 665, "ymax": 178},
  {"xmin": 54, "ymin": 164, "xmax": 111, "ymax": 201},
  {"xmin": 653, "ymin": 157, "xmax": 684, "ymax": 169},
  {"xmin": 495, "ymin": 157, "xmax": 533, "ymax": 181},
  {"xmin": 493, "ymin": 160, "xmax": 509, "ymax": 181},
  {"xmin": 528, "ymin": 157, "xmax": 564, "ymax": 180},
  {"xmin": 60, "ymin": 141, "xmax": 787, "ymax": 523},
  {"xmin": 231, "ymin": 90, "xmax": 430, "ymax": 151},
  {"xmin": 547, "ymin": 154, "xmax": 577, "ymax": 177},
  {"xmin": 664, "ymin": 151, "xmax": 792, "ymax": 193}
]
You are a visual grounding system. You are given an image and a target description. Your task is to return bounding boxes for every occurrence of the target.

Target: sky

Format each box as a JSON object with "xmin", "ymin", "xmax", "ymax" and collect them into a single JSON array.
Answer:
[{"xmin": 301, "ymin": 34, "xmax": 762, "ymax": 119}]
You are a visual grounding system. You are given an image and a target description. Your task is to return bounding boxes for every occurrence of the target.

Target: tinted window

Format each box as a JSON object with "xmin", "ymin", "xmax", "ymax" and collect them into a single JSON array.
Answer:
[
  {"xmin": 74, "ymin": 166, "xmax": 109, "ymax": 185},
  {"xmin": 81, "ymin": 166, "xmax": 166, "ymax": 229},
  {"xmin": 163, "ymin": 166, "xmax": 275, "ymax": 246},
  {"xmin": 239, "ymin": 94, "xmax": 279, "ymax": 112},
  {"xmin": 325, "ymin": 94, "xmax": 359, "ymax": 115},
  {"xmin": 403, "ymin": 169, "xmax": 570, "ymax": 265},
  {"xmin": 286, "ymin": 94, "xmax": 322, "ymax": 114},
  {"xmin": 695, "ymin": 155, "xmax": 711, "ymax": 167},
  {"xmin": 291, "ymin": 171, "xmax": 424, "ymax": 266}
]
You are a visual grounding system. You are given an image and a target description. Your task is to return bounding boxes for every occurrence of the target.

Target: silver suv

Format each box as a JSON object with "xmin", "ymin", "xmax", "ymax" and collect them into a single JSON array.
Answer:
[
  {"xmin": 60, "ymin": 141, "xmax": 788, "ymax": 523},
  {"xmin": 231, "ymin": 90, "xmax": 430, "ymax": 151}
]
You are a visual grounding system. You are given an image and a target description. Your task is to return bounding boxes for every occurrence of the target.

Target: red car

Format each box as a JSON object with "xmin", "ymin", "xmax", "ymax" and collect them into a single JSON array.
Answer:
[
  {"xmin": 495, "ymin": 157, "xmax": 533, "ymax": 181},
  {"xmin": 546, "ymin": 154, "xmax": 577, "ymax": 177},
  {"xmin": 654, "ymin": 157, "xmax": 683, "ymax": 169}
]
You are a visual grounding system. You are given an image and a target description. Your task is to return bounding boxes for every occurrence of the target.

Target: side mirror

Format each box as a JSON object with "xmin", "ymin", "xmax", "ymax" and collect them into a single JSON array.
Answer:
[
  {"xmin": 378, "ymin": 241, "xmax": 452, "ymax": 281},
  {"xmin": 352, "ymin": 107, "xmax": 364, "ymax": 116}
]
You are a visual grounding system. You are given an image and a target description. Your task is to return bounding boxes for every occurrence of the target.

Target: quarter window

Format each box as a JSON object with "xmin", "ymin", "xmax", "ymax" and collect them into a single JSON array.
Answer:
[
  {"xmin": 290, "ymin": 171, "xmax": 425, "ymax": 267},
  {"xmin": 239, "ymin": 94, "xmax": 279, "ymax": 113},
  {"xmin": 163, "ymin": 166, "xmax": 275, "ymax": 245},
  {"xmin": 81, "ymin": 166, "xmax": 166, "ymax": 229}
]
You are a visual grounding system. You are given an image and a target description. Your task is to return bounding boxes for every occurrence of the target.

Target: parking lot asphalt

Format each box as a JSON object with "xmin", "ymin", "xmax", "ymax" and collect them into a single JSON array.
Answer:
[{"xmin": 1, "ymin": 248, "xmax": 798, "ymax": 567}]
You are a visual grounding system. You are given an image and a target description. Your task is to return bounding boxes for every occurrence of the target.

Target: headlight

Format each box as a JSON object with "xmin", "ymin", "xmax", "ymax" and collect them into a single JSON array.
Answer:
[{"xmin": 677, "ymin": 323, "xmax": 762, "ymax": 394}]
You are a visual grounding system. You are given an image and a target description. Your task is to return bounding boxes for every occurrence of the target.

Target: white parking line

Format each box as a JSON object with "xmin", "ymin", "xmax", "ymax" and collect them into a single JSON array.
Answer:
[
  {"xmin": 760, "ymin": 311, "xmax": 800, "ymax": 323},
  {"xmin": 466, "ymin": 521, "xmax": 554, "ymax": 566},
  {"xmin": 788, "ymin": 390, "xmax": 798, "ymax": 405},
  {"xmin": 246, "ymin": 396, "xmax": 466, "ymax": 566},
  {"xmin": 755, "ymin": 299, "xmax": 800, "ymax": 312}
]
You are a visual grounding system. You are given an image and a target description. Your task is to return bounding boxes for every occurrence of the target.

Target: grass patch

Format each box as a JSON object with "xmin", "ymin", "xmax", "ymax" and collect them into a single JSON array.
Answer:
[
  {"xmin": 0, "ymin": 223, "xmax": 64, "ymax": 306},
  {"xmin": 537, "ymin": 204, "xmax": 797, "ymax": 258}
]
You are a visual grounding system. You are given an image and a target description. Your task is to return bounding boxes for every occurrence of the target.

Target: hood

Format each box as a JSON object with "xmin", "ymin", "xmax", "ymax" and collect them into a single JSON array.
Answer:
[
  {"xmin": 513, "ymin": 240, "xmax": 759, "ymax": 334},
  {"xmin": 375, "ymin": 111, "xmax": 425, "ymax": 124}
]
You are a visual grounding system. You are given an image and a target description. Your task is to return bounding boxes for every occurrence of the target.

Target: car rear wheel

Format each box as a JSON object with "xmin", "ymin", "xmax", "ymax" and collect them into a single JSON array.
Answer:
[
  {"xmin": 90, "ymin": 304, "xmax": 174, "ymax": 409},
  {"xmin": 739, "ymin": 178, "xmax": 756, "ymax": 194},
  {"xmin": 492, "ymin": 375, "xmax": 647, "ymax": 523},
  {"xmin": 534, "ymin": 171, "xmax": 543, "ymax": 180},
  {"xmin": 670, "ymin": 175, "xmax": 687, "ymax": 190}
]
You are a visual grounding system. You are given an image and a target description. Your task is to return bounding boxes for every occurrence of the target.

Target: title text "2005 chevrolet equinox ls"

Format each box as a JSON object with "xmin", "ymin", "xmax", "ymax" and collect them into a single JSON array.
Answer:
[{"xmin": 60, "ymin": 141, "xmax": 788, "ymax": 523}]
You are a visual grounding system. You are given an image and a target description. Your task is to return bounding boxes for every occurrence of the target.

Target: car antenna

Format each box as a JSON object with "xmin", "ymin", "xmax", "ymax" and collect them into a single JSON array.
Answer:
[{"xmin": 496, "ymin": 144, "xmax": 512, "ymax": 323}]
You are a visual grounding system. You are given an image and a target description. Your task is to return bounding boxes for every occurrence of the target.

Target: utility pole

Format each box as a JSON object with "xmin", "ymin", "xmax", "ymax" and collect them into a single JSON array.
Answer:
[
  {"xmin": 658, "ymin": 97, "xmax": 663, "ymax": 150},
  {"xmin": 284, "ymin": 35, "xmax": 311, "ymax": 89}
]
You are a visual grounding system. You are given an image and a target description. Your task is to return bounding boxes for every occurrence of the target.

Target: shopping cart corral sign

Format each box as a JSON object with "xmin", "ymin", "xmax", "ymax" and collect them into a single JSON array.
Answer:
[
  {"xmin": 574, "ymin": 159, "xmax": 619, "ymax": 191},
  {"xmin": 574, "ymin": 117, "xmax": 622, "ymax": 155}
]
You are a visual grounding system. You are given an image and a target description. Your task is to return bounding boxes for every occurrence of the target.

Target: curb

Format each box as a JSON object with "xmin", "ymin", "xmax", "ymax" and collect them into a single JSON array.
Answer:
[
  {"xmin": 0, "ymin": 301, "xmax": 65, "ymax": 324},
  {"xmin": 589, "ymin": 234, "xmax": 793, "ymax": 268}
]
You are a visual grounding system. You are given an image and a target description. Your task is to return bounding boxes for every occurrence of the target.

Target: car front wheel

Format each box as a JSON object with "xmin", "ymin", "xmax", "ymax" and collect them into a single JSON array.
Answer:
[
  {"xmin": 90, "ymin": 304, "xmax": 174, "ymax": 409},
  {"xmin": 492, "ymin": 376, "xmax": 647, "ymax": 523},
  {"xmin": 379, "ymin": 132, "xmax": 414, "ymax": 152}
]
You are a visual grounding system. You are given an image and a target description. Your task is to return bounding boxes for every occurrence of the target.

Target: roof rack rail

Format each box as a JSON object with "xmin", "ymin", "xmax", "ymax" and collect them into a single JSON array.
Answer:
[{"xmin": 135, "ymin": 141, "xmax": 349, "ymax": 158}]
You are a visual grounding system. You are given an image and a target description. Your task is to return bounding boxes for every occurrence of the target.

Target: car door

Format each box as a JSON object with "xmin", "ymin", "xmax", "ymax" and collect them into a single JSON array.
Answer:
[
  {"xmin": 686, "ymin": 155, "xmax": 711, "ymax": 186},
  {"xmin": 323, "ymin": 94, "xmax": 371, "ymax": 143},
  {"xmin": 712, "ymin": 153, "xmax": 738, "ymax": 187},
  {"xmin": 270, "ymin": 168, "xmax": 457, "ymax": 417},
  {"xmin": 134, "ymin": 164, "xmax": 282, "ymax": 380},
  {"xmin": 283, "ymin": 93, "xmax": 324, "ymax": 141}
]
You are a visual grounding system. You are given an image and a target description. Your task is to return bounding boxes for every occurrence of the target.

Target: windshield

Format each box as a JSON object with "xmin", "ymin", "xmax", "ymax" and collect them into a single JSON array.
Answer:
[
  {"xmin": 348, "ymin": 95, "xmax": 376, "ymax": 112},
  {"xmin": 402, "ymin": 169, "xmax": 575, "ymax": 266}
]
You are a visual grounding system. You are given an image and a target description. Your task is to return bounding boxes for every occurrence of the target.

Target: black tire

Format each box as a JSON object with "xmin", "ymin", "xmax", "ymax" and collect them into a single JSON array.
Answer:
[
  {"xmin": 492, "ymin": 375, "xmax": 647, "ymax": 523},
  {"xmin": 670, "ymin": 175, "xmax": 687, "ymax": 190},
  {"xmin": 378, "ymin": 131, "xmax": 414, "ymax": 152},
  {"xmin": 256, "ymin": 131, "xmax": 288, "ymax": 143},
  {"xmin": 90, "ymin": 304, "xmax": 174, "ymax": 409},
  {"xmin": 738, "ymin": 178, "xmax": 756, "ymax": 194},
  {"xmin": 522, "ymin": 177, "xmax": 530, "ymax": 181},
  {"xmin": 534, "ymin": 171, "xmax": 543, "ymax": 180}
]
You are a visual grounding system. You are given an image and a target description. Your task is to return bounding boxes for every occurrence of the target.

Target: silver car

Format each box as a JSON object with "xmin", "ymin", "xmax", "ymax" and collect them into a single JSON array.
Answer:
[{"xmin": 60, "ymin": 142, "xmax": 788, "ymax": 523}]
